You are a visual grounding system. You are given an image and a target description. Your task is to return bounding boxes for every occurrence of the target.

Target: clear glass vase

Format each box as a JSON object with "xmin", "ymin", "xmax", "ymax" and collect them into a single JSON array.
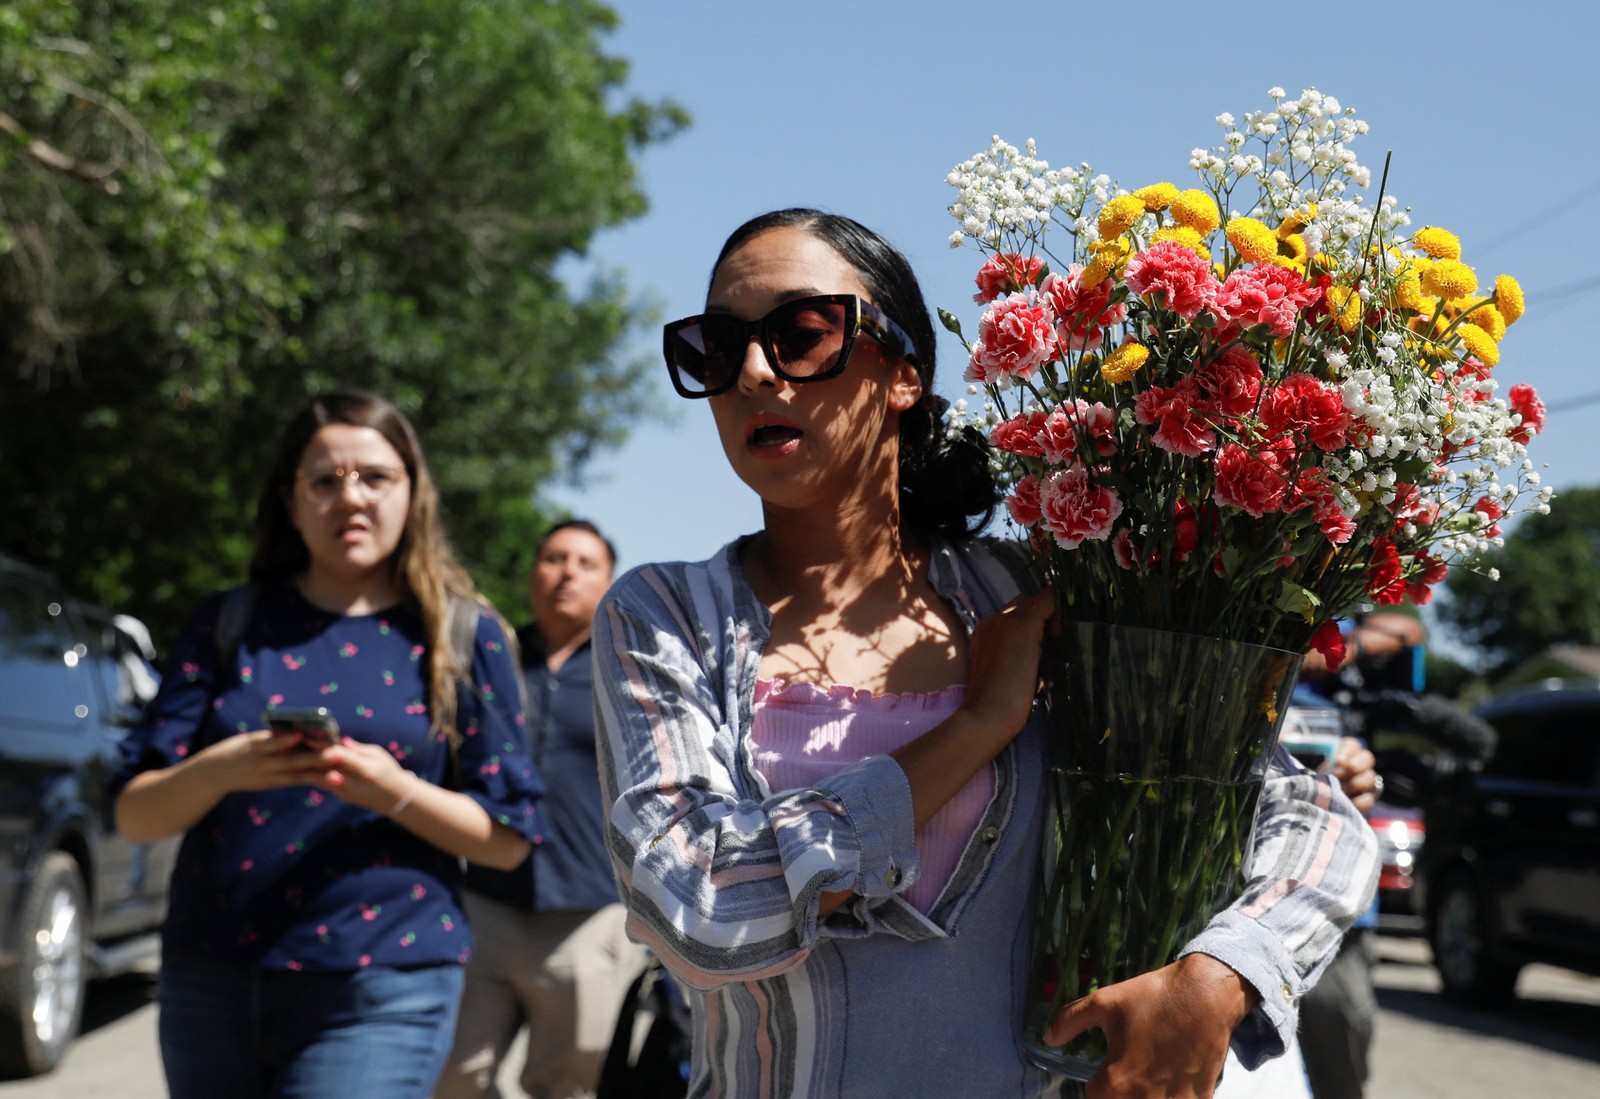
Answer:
[{"xmin": 1022, "ymin": 621, "xmax": 1303, "ymax": 1081}]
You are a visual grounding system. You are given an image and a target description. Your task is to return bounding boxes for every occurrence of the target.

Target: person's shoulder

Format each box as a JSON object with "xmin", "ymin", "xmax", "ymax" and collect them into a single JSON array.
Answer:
[
  {"xmin": 603, "ymin": 540, "xmax": 743, "ymax": 610},
  {"xmin": 944, "ymin": 533, "xmax": 1038, "ymax": 593}
]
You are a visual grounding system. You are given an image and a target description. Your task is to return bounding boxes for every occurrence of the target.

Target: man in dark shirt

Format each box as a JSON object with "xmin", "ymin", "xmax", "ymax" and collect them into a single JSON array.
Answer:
[{"xmin": 437, "ymin": 520, "xmax": 644, "ymax": 1099}]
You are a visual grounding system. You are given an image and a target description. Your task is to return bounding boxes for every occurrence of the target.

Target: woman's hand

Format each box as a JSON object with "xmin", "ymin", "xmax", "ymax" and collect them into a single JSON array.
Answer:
[
  {"xmin": 959, "ymin": 587, "xmax": 1056, "ymax": 739},
  {"xmin": 115, "ymin": 730, "xmax": 331, "ymax": 843},
  {"xmin": 1046, "ymin": 953, "xmax": 1257, "ymax": 1098},
  {"xmin": 1331, "ymin": 736, "xmax": 1381, "ymax": 813},
  {"xmin": 194, "ymin": 730, "xmax": 335, "ymax": 794},
  {"xmin": 314, "ymin": 737, "xmax": 415, "ymax": 815}
]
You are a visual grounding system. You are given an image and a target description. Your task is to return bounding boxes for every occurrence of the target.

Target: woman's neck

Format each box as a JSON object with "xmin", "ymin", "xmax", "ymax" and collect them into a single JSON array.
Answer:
[
  {"xmin": 748, "ymin": 495, "xmax": 922, "ymax": 612},
  {"xmin": 294, "ymin": 566, "xmax": 405, "ymax": 616}
]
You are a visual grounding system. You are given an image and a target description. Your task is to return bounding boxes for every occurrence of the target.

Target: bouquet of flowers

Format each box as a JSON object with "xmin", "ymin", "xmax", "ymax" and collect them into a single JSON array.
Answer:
[{"xmin": 940, "ymin": 87, "xmax": 1552, "ymax": 1077}]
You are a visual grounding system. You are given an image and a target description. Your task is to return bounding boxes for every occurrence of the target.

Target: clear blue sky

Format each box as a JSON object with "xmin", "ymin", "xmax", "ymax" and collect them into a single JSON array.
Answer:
[{"xmin": 548, "ymin": 0, "xmax": 1598, "ymax": 619}]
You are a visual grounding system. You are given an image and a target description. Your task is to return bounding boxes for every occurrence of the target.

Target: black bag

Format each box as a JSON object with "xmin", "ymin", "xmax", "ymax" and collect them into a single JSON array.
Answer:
[{"xmin": 596, "ymin": 956, "xmax": 692, "ymax": 1099}]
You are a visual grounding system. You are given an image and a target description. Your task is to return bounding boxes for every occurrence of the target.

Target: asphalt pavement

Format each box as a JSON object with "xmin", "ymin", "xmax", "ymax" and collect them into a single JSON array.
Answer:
[{"xmin": 3, "ymin": 933, "xmax": 1597, "ymax": 1097}]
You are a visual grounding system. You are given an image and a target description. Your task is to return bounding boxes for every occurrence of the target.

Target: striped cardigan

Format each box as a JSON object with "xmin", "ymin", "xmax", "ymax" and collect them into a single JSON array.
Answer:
[{"xmin": 593, "ymin": 536, "xmax": 1378, "ymax": 1098}]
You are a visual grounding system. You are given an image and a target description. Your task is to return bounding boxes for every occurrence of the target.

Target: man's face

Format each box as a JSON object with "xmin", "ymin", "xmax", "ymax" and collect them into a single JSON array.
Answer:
[{"xmin": 530, "ymin": 528, "xmax": 614, "ymax": 632}]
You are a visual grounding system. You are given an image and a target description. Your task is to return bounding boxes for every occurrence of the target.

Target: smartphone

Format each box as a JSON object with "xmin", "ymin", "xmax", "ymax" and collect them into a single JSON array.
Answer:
[
  {"xmin": 1278, "ymin": 706, "xmax": 1344, "ymax": 774},
  {"xmin": 266, "ymin": 707, "xmax": 341, "ymax": 751}
]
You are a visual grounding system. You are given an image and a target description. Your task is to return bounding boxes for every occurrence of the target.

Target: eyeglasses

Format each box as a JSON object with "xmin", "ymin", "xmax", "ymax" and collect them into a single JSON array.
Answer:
[
  {"xmin": 295, "ymin": 465, "xmax": 408, "ymax": 503},
  {"xmin": 662, "ymin": 294, "xmax": 918, "ymax": 399}
]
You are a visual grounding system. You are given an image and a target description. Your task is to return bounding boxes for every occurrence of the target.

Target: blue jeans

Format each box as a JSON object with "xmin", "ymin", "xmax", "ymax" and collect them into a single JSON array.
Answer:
[{"xmin": 158, "ymin": 958, "xmax": 465, "ymax": 1099}]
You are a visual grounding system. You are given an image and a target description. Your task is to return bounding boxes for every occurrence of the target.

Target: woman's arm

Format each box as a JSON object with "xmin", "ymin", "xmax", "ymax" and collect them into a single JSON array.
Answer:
[
  {"xmin": 319, "ymin": 607, "xmax": 539, "ymax": 870},
  {"xmin": 594, "ymin": 569, "xmax": 1053, "ymax": 985},
  {"xmin": 311, "ymin": 739, "xmax": 529, "ymax": 869},
  {"xmin": 1047, "ymin": 745, "xmax": 1380, "ymax": 1095},
  {"xmin": 115, "ymin": 731, "xmax": 328, "ymax": 843}
]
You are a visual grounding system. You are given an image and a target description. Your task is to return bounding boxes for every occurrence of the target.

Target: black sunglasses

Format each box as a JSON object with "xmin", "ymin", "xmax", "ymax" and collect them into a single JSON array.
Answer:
[{"xmin": 662, "ymin": 293, "xmax": 919, "ymax": 399}]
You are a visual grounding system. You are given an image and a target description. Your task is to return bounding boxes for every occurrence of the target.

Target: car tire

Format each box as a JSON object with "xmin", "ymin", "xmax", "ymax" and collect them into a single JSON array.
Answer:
[
  {"xmin": 0, "ymin": 852, "xmax": 89, "ymax": 1077},
  {"xmin": 1429, "ymin": 870, "xmax": 1520, "ymax": 1006}
]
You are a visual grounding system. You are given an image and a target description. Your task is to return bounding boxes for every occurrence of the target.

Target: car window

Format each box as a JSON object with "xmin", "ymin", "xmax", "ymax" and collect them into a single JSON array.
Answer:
[
  {"xmin": 1482, "ymin": 703, "xmax": 1600, "ymax": 787},
  {"xmin": 0, "ymin": 570, "xmax": 93, "ymax": 728}
]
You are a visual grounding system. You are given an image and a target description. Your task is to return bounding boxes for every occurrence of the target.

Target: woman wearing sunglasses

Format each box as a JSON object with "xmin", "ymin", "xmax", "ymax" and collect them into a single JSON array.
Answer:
[{"xmin": 593, "ymin": 210, "xmax": 1377, "ymax": 1097}]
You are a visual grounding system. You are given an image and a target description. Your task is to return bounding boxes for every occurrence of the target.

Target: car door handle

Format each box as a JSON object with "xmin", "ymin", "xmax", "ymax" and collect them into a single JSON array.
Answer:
[
  {"xmin": 1569, "ymin": 808, "xmax": 1599, "ymax": 828},
  {"xmin": 1485, "ymin": 799, "xmax": 1513, "ymax": 818}
]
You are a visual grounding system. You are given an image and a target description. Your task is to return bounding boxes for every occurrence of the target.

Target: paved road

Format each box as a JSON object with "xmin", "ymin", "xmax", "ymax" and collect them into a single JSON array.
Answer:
[{"xmin": 4, "ymin": 934, "xmax": 1597, "ymax": 1097}]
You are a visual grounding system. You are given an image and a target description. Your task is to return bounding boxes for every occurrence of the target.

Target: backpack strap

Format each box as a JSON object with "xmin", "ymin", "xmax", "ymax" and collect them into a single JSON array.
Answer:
[{"xmin": 214, "ymin": 583, "xmax": 260, "ymax": 676}]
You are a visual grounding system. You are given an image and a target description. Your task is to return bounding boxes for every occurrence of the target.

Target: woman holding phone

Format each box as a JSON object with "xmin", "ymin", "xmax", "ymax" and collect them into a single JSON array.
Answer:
[
  {"xmin": 592, "ymin": 210, "xmax": 1379, "ymax": 1097},
  {"xmin": 113, "ymin": 388, "xmax": 541, "ymax": 1099}
]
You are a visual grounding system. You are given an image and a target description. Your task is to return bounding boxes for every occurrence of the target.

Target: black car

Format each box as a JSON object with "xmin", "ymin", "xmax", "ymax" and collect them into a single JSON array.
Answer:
[
  {"xmin": 1417, "ymin": 678, "xmax": 1600, "ymax": 1004},
  {"xmin": 0, "ymin": 556, "xmax": 178, "ymax": 1076}
]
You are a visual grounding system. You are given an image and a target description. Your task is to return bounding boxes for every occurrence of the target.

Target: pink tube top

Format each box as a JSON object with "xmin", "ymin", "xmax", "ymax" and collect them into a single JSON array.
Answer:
[{"xmin": 750, "ymin": 678, "xmax": 994, "ymax": 915}]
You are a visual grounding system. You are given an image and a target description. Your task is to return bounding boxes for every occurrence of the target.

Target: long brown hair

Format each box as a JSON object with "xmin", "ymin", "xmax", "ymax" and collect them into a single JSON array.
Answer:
[{"xmin": 248, "ymin": 388, "xmax": 483, "ymax": 739}]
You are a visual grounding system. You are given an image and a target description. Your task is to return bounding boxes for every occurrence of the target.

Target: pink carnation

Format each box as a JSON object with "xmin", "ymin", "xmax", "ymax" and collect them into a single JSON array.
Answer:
[
  {"xmin": 1037, "ymin": 400, "xmax": 1117, "ymax": 463},
  {"xmin": 1040, "ymin": 266, "xmax": 1128, "ymax": 351},
  {"xmin": 1291, "ymin": 470, "xmax": 1357, "ymax": 544},
  {"xmin": 973, "ymin": 253, "xmax": 1045, "ymax": 304},
  {"xmin": 1366, "ymin": 536, "xmax": 1408, "ymax": 605},
  {"xmin": 1263, "ymin": 374, "xmax": 1351, "ymax": 451},
  {"xmin": 1006, "ymin": 475, "xmax": 1044, "ymax": 526},
  {"xmin": 1215, "ymin": 264, "xmax": 1320, "ymax": 338},
  {"xmin": 990, "ymin": 411, "xmax": 1049, "ymax": 457},
  {"xmin": 966, "ymin": 292, "xmax": 1057, "ymax": 383},
  {"xmin": 1407, "ymin": 553, "xmax": 1449, "ymax": 605},
  {"xmin": 1213, "ymin": 442, "xmax": 1290, "ymax": 517},
  {"xmin": 1123, "ymin": 241, "xmax": 1220, "ymax": 320},
  {"xmin": 1134, "ymin": 379, "xmax": 1216, "ymax": 457},
  {"xmin": 1507, "ymin": 383, "xmax": 1546, "ymax": 444},
  {"xmin": 1473, "ymin": 496, "xmax": 1505, "ymax": 538},
  {"xmin": 1193, "ymin": 345, "xmax": 1264, "ymax": 419},
  {"xmin": 1040, "ymin": 466, "xmax": 1123, "ymax": 550}
]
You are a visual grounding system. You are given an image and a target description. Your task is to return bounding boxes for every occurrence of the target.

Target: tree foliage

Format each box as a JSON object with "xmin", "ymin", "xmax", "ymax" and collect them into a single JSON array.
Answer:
[
  {"xmin": 1440, "ymin": 486, "xmax": 1600, "ymax": 675},
  {"xmin": 0, "ymin": 0, "xmax": 685, "ymax": 643}
]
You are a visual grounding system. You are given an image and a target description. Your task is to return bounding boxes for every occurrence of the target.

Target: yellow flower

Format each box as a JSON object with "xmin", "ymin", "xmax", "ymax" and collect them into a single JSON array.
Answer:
[
  {"xmin": 1133, "ymin": 183, "xmax": 1179, "ymax": 211},
  {"xmin": 1420, "ymin": 259, "xmax": 1477, "ymax": 300},
  {"xmin": 1275, "ymin": 232, "xmax": 1308, "ymax": 266},
  {"xmin": 1393, "ymin": 265, "xmax": 1429, "ymax": 312},
  {"xmin": 1412, "ymin": 226, "xmax": 1462, "ymax": 260},
  {"xmin": 1097, "ymin": 195, "xmax": 1146, "ymax": 241},
  {"xmin": 1083, "ymin": 239, "xmax": 1131, "ymax": 288},
  {"xmin": 1277, "ymin": 203, "xmax": 1318, "ymax": 237},
  {"xmin": 1456, "ymin": 323, "xmax": 1499, "ymax": 367},
  {"xmin": 1306, "ymin": 252, "xmax": 1341, "ymax": 278},
  {"xmin": 1101, "ymin": 341, "xmax": 1150, "ymax": 384},
  {"xmin": 1494, "ymin": 274, "xmax": 1525, "ymax": 324},
  {"xmin": 1325, "ymin": 285, "xmax": 1363, "ymax": 332},
  {"xmin": 1450, "ymin": 299, "xmax": 1507, "ymax": 341},
  {"xmin": 1225, "ymin": 217, "xmax": 1278, "ymax": 264},
  {"xmin": 1170, "ymin": 189, "xmax": 1220, "ymax": 236},
  {"xmin": 1151, "ymin": 225, "xmax": 1209, "ymax": 259}
]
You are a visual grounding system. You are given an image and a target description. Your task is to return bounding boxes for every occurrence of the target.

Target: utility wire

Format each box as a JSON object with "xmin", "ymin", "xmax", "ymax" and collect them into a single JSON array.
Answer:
[{"xmin": 1472, "ymin": 177, "xmax": 1600, "ymax": 258}]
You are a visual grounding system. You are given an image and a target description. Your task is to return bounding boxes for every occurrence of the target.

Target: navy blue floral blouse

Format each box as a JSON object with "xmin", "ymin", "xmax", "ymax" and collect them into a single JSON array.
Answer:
[{"xmin": 114, "ymin": 582, "xmax": 543, "ymax": 972}]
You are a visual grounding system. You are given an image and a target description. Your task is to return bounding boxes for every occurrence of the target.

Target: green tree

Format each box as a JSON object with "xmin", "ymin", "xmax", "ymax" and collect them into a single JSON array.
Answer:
[
  {"xmin": 1439, "ymin": 485, "xmax": 1600, "ymax": 675},
  {"xmin": 0, "ymin": 0, "xmax": 684, "ymax": 642}
]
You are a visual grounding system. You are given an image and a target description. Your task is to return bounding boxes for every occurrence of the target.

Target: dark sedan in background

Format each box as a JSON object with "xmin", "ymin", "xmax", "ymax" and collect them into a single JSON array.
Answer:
[
  {"xmin": 1418, "ymin": 678, "xmax": 1600, "ymax": 1004},
  {"xmin": 0, "ymin": 556, "xmax": 177, "ymax": 1077}
]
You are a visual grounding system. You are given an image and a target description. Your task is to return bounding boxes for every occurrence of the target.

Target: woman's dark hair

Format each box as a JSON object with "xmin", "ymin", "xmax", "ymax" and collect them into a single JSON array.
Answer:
[
  {"xmin": 249, "ymin": 387, "xmax": 483, "ymax": 738},
  {"xmin": 711, "ymin": 208, "xmax": 998, "ymax": 539}
]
